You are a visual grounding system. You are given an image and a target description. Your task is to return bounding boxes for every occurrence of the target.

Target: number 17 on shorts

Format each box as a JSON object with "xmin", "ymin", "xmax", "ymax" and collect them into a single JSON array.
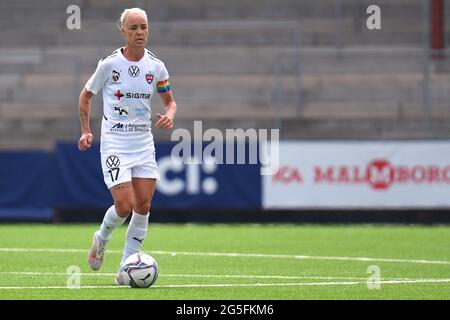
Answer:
[
  {"xmin": 102, "ymin": 154, "xmax": 123, "ymax": 189},
  {"xmin": 101, "ymin": 150, "xmax": 160, "ymax": 189}
]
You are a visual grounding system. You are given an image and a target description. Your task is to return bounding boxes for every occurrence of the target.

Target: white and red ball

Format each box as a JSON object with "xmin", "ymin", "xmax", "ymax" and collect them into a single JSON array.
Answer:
[{"xmin": 119, "ymin": 253, "xmax": 159, "ymax": 288}]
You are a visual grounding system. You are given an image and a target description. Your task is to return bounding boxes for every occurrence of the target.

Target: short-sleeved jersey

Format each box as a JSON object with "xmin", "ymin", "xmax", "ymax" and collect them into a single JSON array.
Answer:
[{"xmin": 85, "ymin": 47, "xmax": 169, "ymax": 154}]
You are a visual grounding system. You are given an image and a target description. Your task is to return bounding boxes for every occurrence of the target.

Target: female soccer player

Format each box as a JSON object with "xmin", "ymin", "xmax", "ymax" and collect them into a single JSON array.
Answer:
[{"xmin": 77, "ymin": 8, "xmax": 177, "ymax": 284}]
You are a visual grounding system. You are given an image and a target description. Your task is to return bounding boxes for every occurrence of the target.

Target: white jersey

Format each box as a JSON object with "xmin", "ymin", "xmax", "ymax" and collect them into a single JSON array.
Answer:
[{"xmin": 85, "ymin": 47, "xmax": 169, "ymax": 154}]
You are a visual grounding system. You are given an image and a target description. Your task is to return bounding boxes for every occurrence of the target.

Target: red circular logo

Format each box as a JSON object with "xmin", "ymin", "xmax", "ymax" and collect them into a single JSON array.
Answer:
[{"xmin": 366, "ymin": 159, "xmax": 394, "ymax": 190}]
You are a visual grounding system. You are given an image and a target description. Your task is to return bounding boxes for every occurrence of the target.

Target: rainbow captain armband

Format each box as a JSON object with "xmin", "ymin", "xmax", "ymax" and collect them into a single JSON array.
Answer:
[{"xmin": 156, "ymin": 80, "xmax": 171, "ymax": 93}]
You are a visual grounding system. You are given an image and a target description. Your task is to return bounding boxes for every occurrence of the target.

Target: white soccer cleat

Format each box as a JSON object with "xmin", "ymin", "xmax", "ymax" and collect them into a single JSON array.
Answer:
[
  {"xmin": 115, "ymin": 264, "xmax": 128, "ymax": 285},
  {"xmin": 88, "ymin": 230, "xmax": 107, "ymax": 271},
  {"xmin": 115, "ymin": 272, "xmax": 125, "ymax": 285}
]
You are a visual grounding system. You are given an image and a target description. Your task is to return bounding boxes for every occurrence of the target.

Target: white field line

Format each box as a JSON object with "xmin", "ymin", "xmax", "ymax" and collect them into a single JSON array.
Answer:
[
  {"xmin": 0, "ymin": 271, "xmax": 443, "ymax": 282},
  {"xmin": 0, "ymin": 271, "xmax": 399, "ymax": 281},
  {"xmin": 0, "ymin": 279, "xmax": 449, "ymax": 290},
  {"xmin": 158, "ymin": 279, "xmax": 450, "ymax": 288},
  {"xmin": 152, "ymin": 250, "xmax": 450, "ymax": 265},
  {"xmin": 0, "ymin": 247, "xmax": 449, "ymax": 266}
]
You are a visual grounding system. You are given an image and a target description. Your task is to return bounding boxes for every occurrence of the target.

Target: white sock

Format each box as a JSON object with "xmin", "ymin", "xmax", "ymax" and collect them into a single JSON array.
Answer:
[
  {"xmin": 99, "ymin": 205, "xmax": 127, "ymax": 241},
  {"xmin": 120, "ymin": 211, "xmax": 149, "ymax": 266}
]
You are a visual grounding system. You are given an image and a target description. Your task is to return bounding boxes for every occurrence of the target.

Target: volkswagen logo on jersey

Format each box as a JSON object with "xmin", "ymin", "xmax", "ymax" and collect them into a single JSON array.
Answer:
[
  {"xmin": 106, "ymin": 155, "xmax": 120, "ymax": 169},
  {"xmin": 128, "ymin": 65, "xmax": 140, "ymax": 77},
  {"xmin": 145, "ymin": 73, "xmax": 154, "ymax": 84}
]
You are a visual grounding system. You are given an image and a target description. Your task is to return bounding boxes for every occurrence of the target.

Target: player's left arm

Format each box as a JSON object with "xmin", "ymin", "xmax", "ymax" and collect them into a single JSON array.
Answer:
[{"xmin": 155, "ymin": 80, "xmax": 177, "ymax": 130}]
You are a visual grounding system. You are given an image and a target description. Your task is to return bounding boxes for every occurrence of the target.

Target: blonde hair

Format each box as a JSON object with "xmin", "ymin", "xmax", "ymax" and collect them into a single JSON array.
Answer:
[{"xmin": 117, "ymin": 8, "xmax": 148, "ymax": 31}]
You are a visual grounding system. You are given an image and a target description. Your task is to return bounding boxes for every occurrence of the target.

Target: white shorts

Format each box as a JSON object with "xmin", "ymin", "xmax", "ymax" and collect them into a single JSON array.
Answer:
[{"xmin": 101, "ymin": 149, "xmax": 160, "ymax": 189}]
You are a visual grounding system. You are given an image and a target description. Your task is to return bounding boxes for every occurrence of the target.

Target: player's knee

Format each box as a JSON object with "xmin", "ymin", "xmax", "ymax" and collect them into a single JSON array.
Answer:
[
  {"xmin": 115, "ymin": 200, "xmax": 135, "ymax": 217},
  {"xmin": 134, "ymin": 201, "xmax": 151, "ymax": 214}
]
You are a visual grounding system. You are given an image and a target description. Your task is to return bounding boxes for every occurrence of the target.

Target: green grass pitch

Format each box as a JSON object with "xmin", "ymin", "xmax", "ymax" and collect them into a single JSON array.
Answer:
[{"xmin": 0, "ymin": 223, "xmax": 449, "ymax": 300}]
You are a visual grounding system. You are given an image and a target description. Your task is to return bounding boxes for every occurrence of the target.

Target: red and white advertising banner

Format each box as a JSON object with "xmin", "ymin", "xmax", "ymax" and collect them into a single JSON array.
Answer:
[{"xmin": 263, "ymin": 141, "xmax": 450, "ymax": 209}]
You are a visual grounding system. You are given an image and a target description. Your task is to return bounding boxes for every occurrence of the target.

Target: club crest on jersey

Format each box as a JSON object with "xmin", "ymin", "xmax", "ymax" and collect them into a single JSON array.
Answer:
[
  {"xmin": 112, "ymin": 70, "xmax": 121, "ymax": 82},
  {"xmin": 145, "ymin": 73, "xmax": 154, "ymax": 84}
]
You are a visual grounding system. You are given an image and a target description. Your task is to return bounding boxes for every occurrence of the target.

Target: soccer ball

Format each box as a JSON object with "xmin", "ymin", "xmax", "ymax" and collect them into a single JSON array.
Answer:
[{"xmin": 119, "ymin": 253, "xmax": 159, "ymax": 288}]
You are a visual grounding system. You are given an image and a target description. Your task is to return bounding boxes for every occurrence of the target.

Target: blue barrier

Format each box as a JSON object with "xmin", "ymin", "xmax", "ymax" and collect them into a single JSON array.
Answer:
[
  {"xmin": 153, "ymin": 143, "xmax": 261, "ymax": 209},
  {"xmin": 0, "ymin": 143, "xmax": 261, "ymax": 219},
  {"xmin": 53, "ymin": 142, "xmax": 261, "ymax": 209},
  {"xmin": 0, "ymin": 151, "xmax": 53, "ymax": 220},
  {"xmin": 52, "ymin": 143, "xmax": 112, "ymax": 208}
]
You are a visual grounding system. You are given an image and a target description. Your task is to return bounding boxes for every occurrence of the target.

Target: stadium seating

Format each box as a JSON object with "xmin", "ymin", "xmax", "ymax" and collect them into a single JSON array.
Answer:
[{"xmin": 1, "ymin": 0, "xmax": 450, "ymax": 149}]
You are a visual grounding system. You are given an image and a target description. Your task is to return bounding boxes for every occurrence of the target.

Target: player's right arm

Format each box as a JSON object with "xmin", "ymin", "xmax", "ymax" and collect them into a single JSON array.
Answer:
[
  {"xmin": 78, "ymin": 58, "xmax": 109, "ymax": 151},
  {"xmin": 78, "ymin": 88, "xmax": 94, "ymax": 151}
]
